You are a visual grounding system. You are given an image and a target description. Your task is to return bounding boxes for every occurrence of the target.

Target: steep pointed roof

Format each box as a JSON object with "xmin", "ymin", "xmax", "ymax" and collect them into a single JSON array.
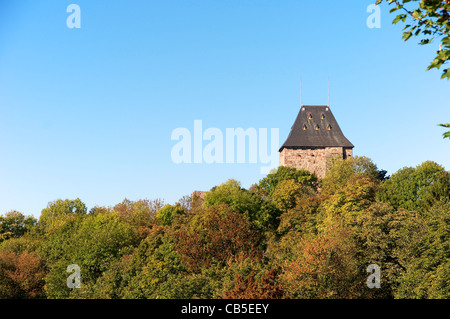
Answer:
[{"xmin": 279, "ymin": 105, "xmax": 354, "ymax": 151}]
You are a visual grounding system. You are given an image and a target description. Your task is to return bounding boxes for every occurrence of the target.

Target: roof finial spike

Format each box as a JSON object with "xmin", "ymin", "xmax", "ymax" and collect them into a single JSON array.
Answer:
[
  {"xmin": 300, "ymin": 78, "xmax": 303, "ymax": 107},
  {"xmin": 328, "ymin": 77, "xmax": 330, "ymax": 107}
]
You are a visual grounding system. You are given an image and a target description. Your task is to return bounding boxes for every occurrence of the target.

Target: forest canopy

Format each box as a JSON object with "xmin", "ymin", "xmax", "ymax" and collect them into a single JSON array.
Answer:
[{"xmin": 0, "ymin": 156, "xmax": 449, "ymax": 299}]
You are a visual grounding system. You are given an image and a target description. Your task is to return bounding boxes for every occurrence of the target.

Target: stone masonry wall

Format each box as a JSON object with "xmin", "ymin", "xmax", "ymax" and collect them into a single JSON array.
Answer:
[
  {"xmin": 280, "ymin": 147, "xmax": 353, "ymax": 179},
  {"xmin": 344, "ymin": 147, "xmax": 353, "ymax": 159}
]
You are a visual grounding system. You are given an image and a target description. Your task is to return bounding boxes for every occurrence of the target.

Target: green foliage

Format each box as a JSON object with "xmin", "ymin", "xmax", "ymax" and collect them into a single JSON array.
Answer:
[
  {"xmin": 0, "ymin": 211, "xmax": 37, "ymax": 243},
  {"xmin": 391, "ymin": 202, "xmax": 450, "ymax": 298},
  {"xmin": 439, "ymin": 123, "xmax": 450, "ymax": 139},
  {"xmin": 39, "ymin": 198, "xmax": 87, "ymax": 231},
  {"xmin": 321, "ymin": 156, "xmax": 380, "ymax": 195},
  {"xmin": 378, "ymin": 161, "xmax": 450, "ymax": 211},
  {"xmin": 0, "ymin": 157, "xmax": 449, "ymax": 299},
  {"xmin": 156, "ymin": 204, "xmax": 185, "ymax": 226},
  {"xmin": 113, "ymin": 198, "xmax": 162, "ymax": 227},
  {"xmin": 270, "ymin": 179, "xmax": 316, "ymax": 213},
  {"xmin": 256, "ymin": 166, "xmax": 318, "ymax": 197},
  {"xmin": 276, "ymin": 195, "xmax": 325, "ymax": 236},
  {"xmin": 204, "ymin": 179, "xmax": 280, "ymax": 230},
  {"xmin": 39, "ymin": 210, "xmax": 138, "ymax": 298},
  {"xmin": 320, "ymin": 175, "xmax": 379, "ymax": 230},
  {"xmin": 376, "ymin": 0, "xmax": 450, "ymax": 80},
  {"xmin": 119, "ymin": 226, "xmax": 187, "ymax": 298},
  {"xmin": 204, "ymin": 179, "xmax": 258, "ymax": 214},
  {"xmin": 376, "ymin": 1, "xmax": 449, "ymax": 138}
]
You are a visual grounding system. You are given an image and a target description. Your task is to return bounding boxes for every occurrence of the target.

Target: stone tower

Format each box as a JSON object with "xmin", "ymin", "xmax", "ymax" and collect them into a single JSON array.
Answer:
[{"xmin": 279, "ymin": 105, "xmax": 354, "ymax": 179}]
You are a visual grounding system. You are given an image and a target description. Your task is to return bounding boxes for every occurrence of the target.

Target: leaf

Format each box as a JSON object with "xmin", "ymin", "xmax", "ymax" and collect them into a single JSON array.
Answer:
[
  {"xmin": 402, "ymin": 31, "xmax": 413, "ymax": 41},
  {"xmin": 440, "ymin": 69, "xmax": 450, "ymax": 80},
  {"xmin": 438, "ymin": 123, "xmax": 450, "ymax": 138}
]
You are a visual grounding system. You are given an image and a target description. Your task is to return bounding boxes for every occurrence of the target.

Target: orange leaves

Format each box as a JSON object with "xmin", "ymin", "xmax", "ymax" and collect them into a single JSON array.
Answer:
[
  {"xmin": 0, "ymin": 251, "xmax": 45, "ymax": 299},
  {"xmin": 223, "ymin": 268, "xmax": 284, "ymax": 299},
  {"xmin": 174, "ymin": 204, "xmax": 262, "ymax": 273},
  {"xmin": 280, "ymin": 227, "xmax": 362, "ymax": 299}
]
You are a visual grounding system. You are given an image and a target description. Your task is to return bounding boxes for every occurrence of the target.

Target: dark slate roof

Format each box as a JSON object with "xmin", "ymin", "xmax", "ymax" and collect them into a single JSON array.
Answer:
[{"xmin": 279, "ymin": 105, "xmax": 354, "ymax": 151}]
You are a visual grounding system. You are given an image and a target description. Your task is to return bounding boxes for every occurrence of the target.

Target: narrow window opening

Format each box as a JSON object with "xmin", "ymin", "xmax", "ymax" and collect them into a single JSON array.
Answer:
[
  {"xmin": 321, "ymin": 113, "xmax": 325, "ymax": 119},
  {"xmin": 315, "ymin": 125, "xmax": 320, "ymax": 130},
  {"xmin": 327, "ymin": 125, "xmax": 332, "ymax": 130},
  {"xmin": 308, "ymin": 113, "xmax": 312, "ymax": 119},
  {"xmin": 302, "ymin": 124, "xmax": 307, "ymax": 130}
]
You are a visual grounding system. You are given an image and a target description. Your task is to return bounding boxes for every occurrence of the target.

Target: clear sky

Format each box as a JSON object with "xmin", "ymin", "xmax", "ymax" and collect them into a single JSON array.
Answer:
[{"xmin": 0, "ymin": 0, "xmax": 449, "ymax": 217}]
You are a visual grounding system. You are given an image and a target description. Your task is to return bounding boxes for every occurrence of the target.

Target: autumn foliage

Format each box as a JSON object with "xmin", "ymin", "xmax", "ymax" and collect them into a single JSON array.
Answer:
[
  {"xmin": 0, "ymin": 157, "xmax": 449, "ymax": 299},
  {"xmin": 0, "ymin": 251, "xmax": 45, "ymax": 298},
  {"xmin": 175, "ymin": 205, "xmax": 262, "ymax": 273}
]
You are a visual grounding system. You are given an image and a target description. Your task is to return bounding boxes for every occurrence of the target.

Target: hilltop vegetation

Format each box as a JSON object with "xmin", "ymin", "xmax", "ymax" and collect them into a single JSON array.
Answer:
[{"xmin": 1, "ymin": 157, "xmax": 449, "ymax": 299}]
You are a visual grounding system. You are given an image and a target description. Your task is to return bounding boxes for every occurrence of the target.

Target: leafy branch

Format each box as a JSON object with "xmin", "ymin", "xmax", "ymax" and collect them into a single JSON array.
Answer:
[
  {"xmin": 438, "ymin": 123, "xmax": 450, "ymax": 138},
  {"xmin": 376, "ymin": 0, "xmax": 450, "ymax": 79},
  {"xmin": 377, "ymin": 0, "xmax": 450, "ymax": 139}
]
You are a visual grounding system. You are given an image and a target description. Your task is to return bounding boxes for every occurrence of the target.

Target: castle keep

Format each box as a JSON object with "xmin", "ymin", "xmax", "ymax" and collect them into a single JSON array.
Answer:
[{"xmin": 279, "ymin": 105, "xmax": 354, "ymax": 179}]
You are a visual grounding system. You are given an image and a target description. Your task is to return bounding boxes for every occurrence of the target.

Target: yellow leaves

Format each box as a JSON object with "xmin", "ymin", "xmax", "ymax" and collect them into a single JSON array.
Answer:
[
  {"xmin": 279, "ymin": 226, "xmax": 361, "ymax": 299},
  {"xmin": 271, "ymin": 179, "xmax": 315, "ymax": 212}
]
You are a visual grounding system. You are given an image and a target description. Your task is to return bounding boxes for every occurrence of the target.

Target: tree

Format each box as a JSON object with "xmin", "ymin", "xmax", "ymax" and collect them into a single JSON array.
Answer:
[
  {"xmin": 1, "ymin": 156, "xmax": 449, "ymax": 300},
  {"xmin": 0, "ymin": 211, "xmax": 37, "ymax": 243},
  {"xmin": 113, "ymin": 198, "xmax": 162, "ymax": 225},
  {"xmin": 276, "ymin": 195, "xmax": 326, "ymax": 237},
  {"xmin": 39, "ymin": 211, "xmax": 138, "ymax": 298},
  {"xmin": 320, "ymin": 175, "xmax": 380, "ymax": 234},
  {"xmin": 204, "ymin": 179, "xmax": 280, "ymax": 231},
  {"xmin": 111, "ymin": 198, "xmax": 163, "ymax": 239},
  {"xmin": 89, "ymin": 253, "xmax": 135, "ymax": 299},
  {"xmin": 174, "ymin": 204, "xmax": 262, "ymax": 273},
  {"xmin": 378, "ymin": 161, "xmax": 450, "ymax": 211},
  {"xmin": 0, "ymin": 250, "xmax": 45, "ymax": 299},
  {"xmin": 156, "ymin": 204, "xmax": 185, "ymax": 226},
  {"xmin": 39, "ymin": 198, "xmax": 87, "ymax": 231},
  {"xmin": 270, "ymin": 179, "xmax": 316, "ymax": 213},
  {"xmin": 321, "ymin": 156, "xmax": 380, "ymax": 196},
  {"xmin": 223, "ymin": 268, "xmax": 284, "ymax": 299},
  {"xmin": 256, "ymin": 166, "xmax": 317, "ymax": 198},
  {"xmin": 280, "ymin": 226, "xmax": 363, "ymax": 299},
  {"xmin": 391, "ymin": 202, "xmax": 450, "ymax": 298},
  {"xmin": 110, "ymin": 226, "xmax": 187, "ymax": 299}
]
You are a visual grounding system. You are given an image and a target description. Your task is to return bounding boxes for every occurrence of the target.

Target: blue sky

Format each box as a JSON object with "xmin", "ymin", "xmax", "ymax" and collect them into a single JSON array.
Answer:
[{"xmin": 0, "ymin": 0, "xmax": 449, "ymax": 217}]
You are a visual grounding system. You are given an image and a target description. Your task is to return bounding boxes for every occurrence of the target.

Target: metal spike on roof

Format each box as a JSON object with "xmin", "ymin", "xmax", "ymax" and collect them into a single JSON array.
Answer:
[
  {"xmin": 328, "ymin": 77, "xmax": 330, "ymax": 107},
  {"xmin": 300, "ymin": 78, "xmax": 303, "ymax": 107}
]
